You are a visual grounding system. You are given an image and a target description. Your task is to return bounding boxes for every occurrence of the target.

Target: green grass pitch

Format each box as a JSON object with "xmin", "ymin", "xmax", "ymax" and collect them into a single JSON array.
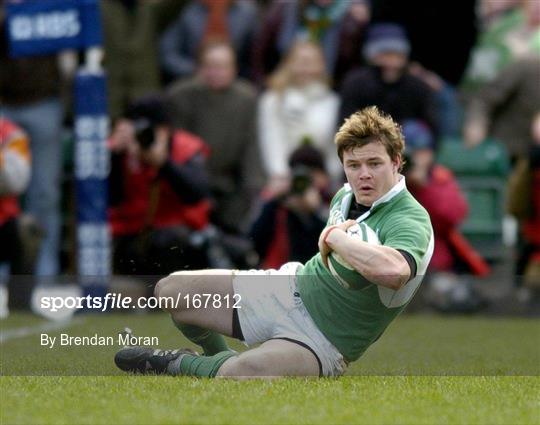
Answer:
[{"xmin": 1, "ymin": 313, "xmax": 539, "ymax": 424}]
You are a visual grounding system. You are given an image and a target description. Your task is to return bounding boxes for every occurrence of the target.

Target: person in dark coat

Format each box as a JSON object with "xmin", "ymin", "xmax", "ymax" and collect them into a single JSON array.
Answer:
[{"xmin": 338, "ymin": 23, "xmax": 439, "ymax": 138}]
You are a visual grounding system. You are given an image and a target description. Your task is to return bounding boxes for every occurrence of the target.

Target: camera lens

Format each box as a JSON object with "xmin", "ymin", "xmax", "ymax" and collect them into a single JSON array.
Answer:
[
  {"xmin": 132, "ymin": 118, "xmax": 154, "ymax": 149},
  {"xmin": 290, "ymin": 166, "xmax": 312, "ymax": 195}
]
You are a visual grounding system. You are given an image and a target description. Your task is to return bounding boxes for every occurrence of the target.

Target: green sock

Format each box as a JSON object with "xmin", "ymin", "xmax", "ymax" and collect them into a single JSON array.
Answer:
[
  {"xmin": 167, "ymin": 351, "xmax": 235, "ymax": 377},
  {"xmin": 173, "ymin": 321, "xmax": 231, "ymax": 355}
]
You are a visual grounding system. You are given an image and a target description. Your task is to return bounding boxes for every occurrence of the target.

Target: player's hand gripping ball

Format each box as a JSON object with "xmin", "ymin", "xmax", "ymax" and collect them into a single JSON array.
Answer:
[
  {"xmin": 318, "ymin": 220, "xmax": 355, "ymax": 267},
  {"xmin": 327, "ymin": 222, "xmax": 381, "ymax": 290}
]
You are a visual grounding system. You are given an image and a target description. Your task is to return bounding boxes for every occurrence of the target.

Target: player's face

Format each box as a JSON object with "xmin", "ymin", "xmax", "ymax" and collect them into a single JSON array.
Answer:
[{"xmin": 343, "ymin": 142, "xmax": 400, "ymax": 207}]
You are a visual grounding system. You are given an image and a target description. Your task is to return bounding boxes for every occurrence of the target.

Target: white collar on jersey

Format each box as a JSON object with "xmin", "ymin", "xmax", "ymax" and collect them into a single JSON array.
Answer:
[{"xmin": 342, "ymin": 175, "xmax": 406, "ymax": 222}]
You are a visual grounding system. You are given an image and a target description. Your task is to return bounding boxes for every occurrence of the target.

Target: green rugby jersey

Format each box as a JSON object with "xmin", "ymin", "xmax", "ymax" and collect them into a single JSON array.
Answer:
[{"xmin": 297, "ymin": 177, "xmax": 434, "ymax": 362}]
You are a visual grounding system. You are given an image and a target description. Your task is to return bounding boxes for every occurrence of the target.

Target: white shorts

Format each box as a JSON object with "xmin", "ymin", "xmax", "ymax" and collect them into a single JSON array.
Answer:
[{"xmin": 232, "ymin": 262, "xmax": 347, "ymax": 377}]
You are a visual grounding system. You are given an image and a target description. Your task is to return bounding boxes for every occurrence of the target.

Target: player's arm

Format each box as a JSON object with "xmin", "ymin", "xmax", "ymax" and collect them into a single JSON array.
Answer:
[{"xmin": 324, "ymin": 227, "xmax": 411, "ymax": 290}]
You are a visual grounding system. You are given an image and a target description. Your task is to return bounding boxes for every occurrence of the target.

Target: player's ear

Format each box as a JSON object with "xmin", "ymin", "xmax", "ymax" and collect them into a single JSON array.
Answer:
[{"xmin": 392, "ymin": 157, "xmax": 401, "ymax": 173}]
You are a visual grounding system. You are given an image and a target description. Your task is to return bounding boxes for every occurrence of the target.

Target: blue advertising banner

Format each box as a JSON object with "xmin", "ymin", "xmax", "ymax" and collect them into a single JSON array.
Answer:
[
  {"xmin": 5, "ymin": 0, "xmax": 103, "ymax": 58},
  {"xmin": 74, "ymin": 71, "xmax": 111, "ymax": 282}
]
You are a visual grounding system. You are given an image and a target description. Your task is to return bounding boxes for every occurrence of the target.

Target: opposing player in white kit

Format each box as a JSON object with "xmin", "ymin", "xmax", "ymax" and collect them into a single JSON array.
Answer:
[{"xmin": 115, "ymin": 106, "xmax": 434, "ymax": 378}]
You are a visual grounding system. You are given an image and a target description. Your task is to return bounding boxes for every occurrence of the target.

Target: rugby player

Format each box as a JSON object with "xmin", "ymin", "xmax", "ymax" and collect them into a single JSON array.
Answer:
[{"xmin": 115, "ymin": 106, "xmax": 434, "ymax": 377}]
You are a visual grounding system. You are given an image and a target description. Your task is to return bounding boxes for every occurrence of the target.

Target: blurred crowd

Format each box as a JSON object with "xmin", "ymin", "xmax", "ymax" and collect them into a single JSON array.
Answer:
[{"xmin": 1, "ymin": 0, "xmax": 539, "ymax": 312}]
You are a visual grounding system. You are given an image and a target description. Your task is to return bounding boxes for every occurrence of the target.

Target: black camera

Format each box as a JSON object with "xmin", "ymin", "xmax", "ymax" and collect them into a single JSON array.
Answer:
[
  {"xmin": 133, "ymin": 118, "xmax": 155, "ymax": 150},
  {"xmin": 290, "ymin": 165, "xmax": 312, "ymax": 195},
  {"xmin": 126, "ymin": 96, "xmax": 169, "ymax": 150}
]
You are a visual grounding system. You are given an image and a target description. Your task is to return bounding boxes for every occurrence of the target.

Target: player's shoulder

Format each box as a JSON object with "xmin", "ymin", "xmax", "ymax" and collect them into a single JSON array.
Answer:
[
  {"xmin": 380, "ymin": 190, "xmax": 432, "ymax": 230},
  {"xmin": 397, "ymin": 189, "xmax": 430, "ymax": 215},
  {"xmin": 373, "ymin": 192, "xmax": 432, "ymax": 255}
]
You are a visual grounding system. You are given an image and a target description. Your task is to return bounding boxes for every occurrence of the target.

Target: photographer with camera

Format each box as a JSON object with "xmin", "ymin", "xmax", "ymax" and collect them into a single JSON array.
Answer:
[
  {"xmin": 108, "ymin": 96, "xmax": 212, "ymax": 276},
  {"xmin": 250, "ymin": 144, "xmax": 330, "ymax": 269}
]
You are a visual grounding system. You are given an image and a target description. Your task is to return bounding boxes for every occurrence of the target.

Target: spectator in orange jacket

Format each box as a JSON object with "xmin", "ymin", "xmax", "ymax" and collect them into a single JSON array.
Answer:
[{"xmin": 0, "ymin": 118, "xmax": 34, "ymax": 310}]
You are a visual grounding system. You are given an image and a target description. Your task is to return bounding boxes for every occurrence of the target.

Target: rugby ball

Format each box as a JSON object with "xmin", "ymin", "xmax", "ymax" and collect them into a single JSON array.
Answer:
[{"xmin": 327, "ymin": 222, "xmax": 381, "ymax": 290}]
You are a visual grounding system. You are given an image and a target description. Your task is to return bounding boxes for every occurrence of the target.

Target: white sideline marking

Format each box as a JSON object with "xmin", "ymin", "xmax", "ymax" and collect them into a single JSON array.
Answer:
[{"xmin": 0, "ymin": 318, "xmax": 83, "ymax": 344}]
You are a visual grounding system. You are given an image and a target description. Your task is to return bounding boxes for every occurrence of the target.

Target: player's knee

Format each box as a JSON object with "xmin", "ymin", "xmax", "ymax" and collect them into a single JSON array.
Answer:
[
  {"xmin": 217, "ymin": 354, "xmax": 270, "ymax": 378},
  {"xmin": 154, "ymin": 274, "xmax": 186, "ymax": 311},
  {"xmin": 153, "ymin": 276, "xmax": 168, "ymax": 299}
]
